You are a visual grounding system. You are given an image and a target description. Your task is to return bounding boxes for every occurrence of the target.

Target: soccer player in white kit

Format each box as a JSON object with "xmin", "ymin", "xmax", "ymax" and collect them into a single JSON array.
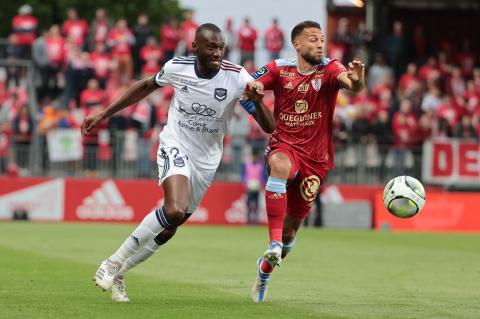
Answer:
[{"xmin": 81, "ymin": 23, "xmax": 274, "ymax": 302}]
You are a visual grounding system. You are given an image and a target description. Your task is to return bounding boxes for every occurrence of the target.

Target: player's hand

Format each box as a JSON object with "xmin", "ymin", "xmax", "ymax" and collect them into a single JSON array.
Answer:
[
  {"xmin": 244, "ymin": 81, "xmax": 264, "ymax": 104},
  {"xmin": 347, "ymin": 60, "xmax": 365, "ymax": 82},
  {"xmin": 81, "ymin": 113, "xmax": 104, "ymax": 136}
]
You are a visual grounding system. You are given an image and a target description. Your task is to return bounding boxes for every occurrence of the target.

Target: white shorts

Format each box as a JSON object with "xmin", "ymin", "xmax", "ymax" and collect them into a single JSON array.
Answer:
[{"xmin": 157, "ymin": 143, "xmax": 216, "ymax": 214}]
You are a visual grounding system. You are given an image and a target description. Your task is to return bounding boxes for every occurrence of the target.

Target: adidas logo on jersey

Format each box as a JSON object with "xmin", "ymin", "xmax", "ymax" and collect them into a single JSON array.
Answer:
[
  {"xmin": 284, "ymin": 82, "xmax": 293, "ymax": 90},
  {"xmin": 75, "ymin": 180, "xmax": 134, "ymax": 220},
  {"xmin": 181, "ymin": 86, "xmax": 189, "ymax": 93}
]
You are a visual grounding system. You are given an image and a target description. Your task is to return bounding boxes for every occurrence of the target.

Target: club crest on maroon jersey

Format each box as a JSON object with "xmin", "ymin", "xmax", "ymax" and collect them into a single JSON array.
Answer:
[{"xmin": 311, "ymin": 79, "xmax": 322, "ymax": 91}]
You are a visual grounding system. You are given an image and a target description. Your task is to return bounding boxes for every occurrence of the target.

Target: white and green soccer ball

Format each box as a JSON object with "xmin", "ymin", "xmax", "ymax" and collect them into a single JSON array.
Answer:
[{"xmin": 383, "ymin": 176, "xmax": 426, "ymax": 218}]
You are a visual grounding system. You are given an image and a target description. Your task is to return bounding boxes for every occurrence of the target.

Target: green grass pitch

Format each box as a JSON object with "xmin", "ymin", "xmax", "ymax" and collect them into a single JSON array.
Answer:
[{"xmin": 1, "ymin": 222, "xmax": 479, "ymax": 319}]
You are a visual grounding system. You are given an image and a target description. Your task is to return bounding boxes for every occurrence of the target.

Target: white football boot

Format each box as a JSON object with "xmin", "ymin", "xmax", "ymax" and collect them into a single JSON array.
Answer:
[
  {"xmin": 251, "ymin": 257, "xmax": 272, "ymax": 303},
  {"xmin": 94, "ymin": 259, "xmax": 121, "ymax": 290},
  {"xmin": 263, "ymin": 240, "xmax": 283, "ymax": 267},
  {"xmin": 111, "ymin": 277, "xmax": 130, "ymax": 302}
]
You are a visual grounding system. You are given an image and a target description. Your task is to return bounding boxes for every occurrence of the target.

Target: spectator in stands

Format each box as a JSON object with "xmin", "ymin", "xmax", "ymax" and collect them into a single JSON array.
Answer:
[
  {"xmin": 448, "ymin": 67, "xmax": 466, "ymax": 97},
  {"xmin": 179, "ymin": 9, "xmax": 198, "ymax": 55},
  {"xmin": 417, "ymin": 110, "xmax": 434, "ymax": 143},
  {"xmin": 32, "ymin": 29, "xmax": 51, "ymax": 101},
  {"xmin": 237, "ymin": 18, "xmax": 257, "ymax": 65},
  {"xmin": 229, "ymin": 107, "xmax": 250, "ymax": 174},
  {"xmin": 133, "ymin": 14, "xmax": 154, "ymax": 77},
  {"xmin": 160, "ymin": 17, "xmax": 180, "ymax": 64},
  {"xmin": 87, "ymin": 8, "xmax": 112, "ymax": 52},
  {"xmin": 241, "ymin": 151, "xmax": 265, "ymax": 225},
  {"xmin": 11, "ymin": 4, "xmax": 38, "ymax": 59},
  {"xmin": 62, "ymin": 8, "xmax": 89, "ymax": 48},
  {"xmin": 453, "ymin": 114, "xmax": 477, "ymax": 140},
  {"xmin": 80, "ymin": 79, "xmax": 105, "ymax": 109},
  {"xmin": 12, "ymin": 104, "xmax": 33, "ymax": 169},
  {"xmin": 140, "ymin": 36, "xmax": 163, "ymax": 78},
  {"xmin": 391, "ymin": 99, "xmax": 418, "ymax": 175},
  {"xmin": 367, "ymin": 53, "xmax": 394, "ymax": 89},
  {"xmin": 421, "ymin": 83, "xmax": 442, "ymax": 113},
  {"xmin": 63, "ymin": 49, "xmax": 94, "ymax": 108},
  {"xmin": 332, "ymin": 17, "xmax": 351, "ymax": 65},
  {"xmin": 223, "ymin": 18, "xmax": 236, "ymax": 60},
  {"xmin": 264, "ymin": 18, "xmax": 284, "ymax": 60},
  {"xmin": 107, "ymin": 19, "xmax": 135, "ymax": 85},
  {"xmin": 350, "ymin": 21, "xmax": 371, "ymax": 63},
  {"xmin": 90, "ymin": 42, "xmax": 111, "ymax": 89},
  {"xmin": 384, "ymin": 21, "xmax": 409, "ymax": 79},
  {"xmin": 398, "ymin": 63, "xmax": 420, "ymax": 99},
  {"xmin": 44, "ymin": 25, "xmax": 66, "ymax": 99}
]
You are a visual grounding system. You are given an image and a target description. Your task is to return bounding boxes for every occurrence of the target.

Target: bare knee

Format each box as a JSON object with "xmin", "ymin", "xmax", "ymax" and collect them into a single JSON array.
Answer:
[
  {"xmin": 268, "ymin": 153, "xmax": 291, "ymax": 179},
  {"xmin": 164, "ymin": 201, "xmax": 188, "ymax": 225}
]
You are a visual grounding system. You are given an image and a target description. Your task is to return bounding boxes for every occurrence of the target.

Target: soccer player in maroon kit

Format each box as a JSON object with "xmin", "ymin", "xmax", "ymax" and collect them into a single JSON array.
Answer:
[{"xmin": 248, "ymin": 21, "xmax": 365, "ymax": 303}]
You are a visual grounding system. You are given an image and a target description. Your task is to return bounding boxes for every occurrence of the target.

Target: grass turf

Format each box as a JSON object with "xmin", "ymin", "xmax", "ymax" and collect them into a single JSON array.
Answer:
[{"xmin": 0, "ymin": 222, "xmax": 479, "ymax": 319}]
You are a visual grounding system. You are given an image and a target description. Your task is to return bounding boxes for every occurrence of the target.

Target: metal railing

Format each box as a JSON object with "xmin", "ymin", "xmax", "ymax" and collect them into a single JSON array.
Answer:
[{"xmin": 3, "ymin": 129, "xmax": 423, "ymax": 184}]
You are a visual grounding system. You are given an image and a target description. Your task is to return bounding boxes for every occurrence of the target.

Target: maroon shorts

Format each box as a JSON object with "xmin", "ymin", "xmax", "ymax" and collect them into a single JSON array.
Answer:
[{"xmin": 266, "ymin": 144, "xmax": 327, "ymax": 220}]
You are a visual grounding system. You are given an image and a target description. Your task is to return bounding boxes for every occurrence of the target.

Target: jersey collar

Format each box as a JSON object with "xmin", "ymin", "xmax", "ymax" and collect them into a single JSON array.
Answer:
[{"xmin": 194, "ymin": 59, "xmax": 220, "ymax": 79}]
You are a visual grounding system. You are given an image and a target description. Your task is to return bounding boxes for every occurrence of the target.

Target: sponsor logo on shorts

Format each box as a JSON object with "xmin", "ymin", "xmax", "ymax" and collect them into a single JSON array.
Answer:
[{"xmin": 300, "ymin": 175, "xmax": 321, "ymax": 206}]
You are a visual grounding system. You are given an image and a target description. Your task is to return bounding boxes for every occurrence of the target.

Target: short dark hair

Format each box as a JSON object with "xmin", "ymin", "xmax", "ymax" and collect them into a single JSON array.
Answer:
[
  {"xmin": 291, "ymin": 20, "xmax": 321, "ymax": 43},
  {"xmin": 196, "ymin": 23, "xmax": 222, "ymax": 37}
]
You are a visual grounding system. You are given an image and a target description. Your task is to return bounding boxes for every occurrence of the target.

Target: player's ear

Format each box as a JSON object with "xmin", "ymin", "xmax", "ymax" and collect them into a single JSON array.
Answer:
[
  {"xmin": 292, "ymin": 39, "xmax": 300, "ymax": 51},
  {"xmin": 192, "ymin": 41, "xmax": 198, "ymax": 55}
]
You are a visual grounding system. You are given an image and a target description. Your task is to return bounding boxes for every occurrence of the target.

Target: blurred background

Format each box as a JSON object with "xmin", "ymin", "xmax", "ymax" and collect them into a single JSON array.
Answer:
[{"xmin": 0, "ymin": 0, "xmax": 479, "ymax": 231}]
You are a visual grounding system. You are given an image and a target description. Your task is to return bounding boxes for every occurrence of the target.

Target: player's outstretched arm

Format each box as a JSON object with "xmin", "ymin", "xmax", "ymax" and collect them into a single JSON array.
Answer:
[
  {"xmin": 338, "ymin": 60, "xmax": 365, "ymax": 93},
  {"xmin": 244, "ymin": 82, "xmax": 275, "ymax": 133},
  {"xmin": 81, "ymin": 76, "xmax": 159, "ymax": 135}
]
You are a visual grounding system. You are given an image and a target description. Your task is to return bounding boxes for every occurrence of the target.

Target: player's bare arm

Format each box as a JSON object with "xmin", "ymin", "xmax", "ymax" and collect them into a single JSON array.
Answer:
[
  {"xmin": 338, "ymin": 60, "xmax": 365, "ymax": 92},
  {"xmin": 244, "ymin": 81, "xmax": 275, "ymax": 133},
  {"xmin": 81, "ymin": 76, "xmax": 159, "ymax": 135}
]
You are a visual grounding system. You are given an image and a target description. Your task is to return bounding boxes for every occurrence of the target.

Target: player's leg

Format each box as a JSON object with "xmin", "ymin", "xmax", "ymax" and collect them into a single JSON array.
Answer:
[
  {"xmin": 116, "ymin": 214, "xmax": 191, "ymax": 278},
  {"xmin": 114, "ymin": 161, "xmax": 215, "ymax": 282},
  {"xmin": 111, "ymin": 215, "xmax": 191, "ymax": 302},
  {"xmin": 263, "ymin": 150, "xmax": 296, "ymax": 267},
  {"xmin": 94, "ymin": 146, "xmax": 191, "ymax": 291}
]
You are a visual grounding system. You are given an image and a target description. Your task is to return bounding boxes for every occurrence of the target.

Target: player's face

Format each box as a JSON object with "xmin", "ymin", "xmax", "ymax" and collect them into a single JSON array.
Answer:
[
  {"xmin": 193, "ymin": 31, "xmax": 225, "ymax": 72},
  {"xmin": 294, "ymin": 27, "xmax": 324, "ymax": 65}
]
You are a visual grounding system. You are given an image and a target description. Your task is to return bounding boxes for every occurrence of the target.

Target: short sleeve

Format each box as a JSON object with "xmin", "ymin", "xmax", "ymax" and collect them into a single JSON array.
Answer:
[
  {"xmin": 251, "ymin": 61, "xmax": 277, "ymax": 90},
  {"xmin": 236, "ymin": 67, "xmax": 254, "ymax": 98},
  {"xmin": 155, "ymin": 61, "xmax": 173, "ymax": 87},
  {"xmin": 332, "ymin": 60, "xmax": 347, "ymax": 78}
]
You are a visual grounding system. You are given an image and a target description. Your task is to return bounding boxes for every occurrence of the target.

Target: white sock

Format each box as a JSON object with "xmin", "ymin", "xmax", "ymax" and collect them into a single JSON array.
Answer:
[
  {"xmin": 109, "ymin": 207, "xmax": 171, "ymax": 264},
  {"xmin": 117, "ymin": 239, "xmax": 161, "ymax": 277}
]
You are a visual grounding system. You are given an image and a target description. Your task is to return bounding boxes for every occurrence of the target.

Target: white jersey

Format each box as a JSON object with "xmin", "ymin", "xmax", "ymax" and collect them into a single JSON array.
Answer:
[{"xmin": 155, "ymin": 56, "xmax": 252, "ymax": 170}]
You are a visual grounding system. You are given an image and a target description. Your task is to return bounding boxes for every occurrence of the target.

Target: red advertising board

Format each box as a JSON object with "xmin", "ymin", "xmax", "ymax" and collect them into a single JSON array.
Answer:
[
  {"xmin": 63, "ymin": 179, "xmax": 246, "ymax": 224},
  {"xmin": 423, "ymin": 139, "xmax": 480, "ymax": 186},
  {"xmin": 374, "ymin": 190, "xmax": 480, "ymax": 231}
]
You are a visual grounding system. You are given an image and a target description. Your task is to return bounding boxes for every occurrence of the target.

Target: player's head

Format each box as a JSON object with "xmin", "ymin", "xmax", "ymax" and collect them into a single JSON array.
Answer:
[
  {"xmin": 291, "ymin": 21, "xmax": 324, "ymax": 65},
  {"xmin": 193, "ymin": 23, "xmax": 225, "ymax": 72}
]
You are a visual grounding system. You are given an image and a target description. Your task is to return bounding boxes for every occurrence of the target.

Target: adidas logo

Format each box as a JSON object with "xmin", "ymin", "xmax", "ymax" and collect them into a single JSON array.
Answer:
[
  {"xmin": 268, "ymin": 193, "xmax": 284, "ymax": 200},
  {"xmin": 181, "ymin": 86, "xmax": 189, "ymax": 93},
  {"xmin": 76, "ymin": 180, "xmax": 134, "ymax": 220}
]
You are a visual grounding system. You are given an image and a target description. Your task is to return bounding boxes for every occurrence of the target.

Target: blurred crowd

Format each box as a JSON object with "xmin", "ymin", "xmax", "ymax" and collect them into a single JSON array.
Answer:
[{"xmin": 0, "ymin": 5, "xmax": 479, "ymax": 178}]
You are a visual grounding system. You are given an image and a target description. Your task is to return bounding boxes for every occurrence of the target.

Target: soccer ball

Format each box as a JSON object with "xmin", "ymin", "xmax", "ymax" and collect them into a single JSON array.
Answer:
[{"xmin": 383, "ymin": 176, "xmax": 426, "ymax": 218}]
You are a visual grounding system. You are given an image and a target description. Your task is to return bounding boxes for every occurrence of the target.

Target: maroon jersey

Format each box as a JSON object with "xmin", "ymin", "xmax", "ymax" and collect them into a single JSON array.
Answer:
[{"xmin": 253, "ymin": 57, "xmax": 347, "ymax": 169}]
